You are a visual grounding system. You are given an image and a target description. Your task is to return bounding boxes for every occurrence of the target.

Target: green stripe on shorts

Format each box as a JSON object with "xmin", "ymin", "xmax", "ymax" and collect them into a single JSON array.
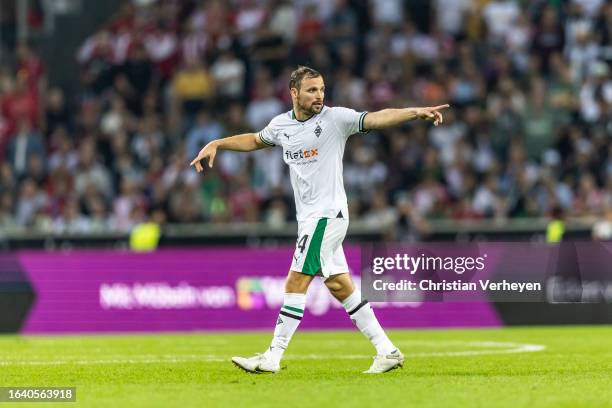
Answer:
[{"xmin": 302, "ymin": 218, "xmax": 327, "ymax": 276}]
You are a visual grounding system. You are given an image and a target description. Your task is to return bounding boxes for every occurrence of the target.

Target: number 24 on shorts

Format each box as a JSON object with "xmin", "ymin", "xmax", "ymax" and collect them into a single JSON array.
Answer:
[{"xmin": 297, "ymin": 235, "xmax": 309, "ymax": 254}]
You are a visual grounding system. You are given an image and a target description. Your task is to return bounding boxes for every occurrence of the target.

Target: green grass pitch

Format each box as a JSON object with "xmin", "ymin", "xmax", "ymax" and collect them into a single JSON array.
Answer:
[{"xmin": 0, "ymin": 326, "xmax": 610, "ymax": 407}]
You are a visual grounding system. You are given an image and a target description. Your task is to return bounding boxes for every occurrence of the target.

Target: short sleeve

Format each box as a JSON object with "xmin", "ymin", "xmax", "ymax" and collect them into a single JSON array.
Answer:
[
  {"xmin": 330, "ymin": 107, "xmax": 368, "ymax": 137},
  {"xmin": 258, "ymin": 123, "xmax": 279, "ymax": 146}
]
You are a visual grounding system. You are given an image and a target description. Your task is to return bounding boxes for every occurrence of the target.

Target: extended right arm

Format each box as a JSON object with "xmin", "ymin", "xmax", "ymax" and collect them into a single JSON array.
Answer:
[{"xmin": 190, "ymin": 133, "xmax": 269, "ymax": 172}]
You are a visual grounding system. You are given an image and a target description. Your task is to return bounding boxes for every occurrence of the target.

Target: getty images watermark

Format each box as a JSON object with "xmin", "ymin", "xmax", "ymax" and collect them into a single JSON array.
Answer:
[{"xmin": 361, "ymin": 242, "xmax": 612, "ymax": 303}]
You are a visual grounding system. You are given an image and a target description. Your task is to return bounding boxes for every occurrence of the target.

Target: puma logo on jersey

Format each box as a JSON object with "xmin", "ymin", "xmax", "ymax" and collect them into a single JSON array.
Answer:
[{"xmin": 285, "ymin": 149, "xmax": 319, "ymax": 160}]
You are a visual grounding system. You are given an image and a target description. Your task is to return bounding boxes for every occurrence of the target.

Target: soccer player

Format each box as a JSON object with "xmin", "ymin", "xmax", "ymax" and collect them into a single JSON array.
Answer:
[{"xmin": 190, "ymin": 66, "xmax": 449, "ymax": 374}]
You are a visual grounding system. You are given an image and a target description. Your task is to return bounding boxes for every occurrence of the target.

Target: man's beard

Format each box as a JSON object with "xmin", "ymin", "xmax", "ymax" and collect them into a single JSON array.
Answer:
[{"xmin": 297, "ymin": 100, "xmax": 322, "ymax": 116}]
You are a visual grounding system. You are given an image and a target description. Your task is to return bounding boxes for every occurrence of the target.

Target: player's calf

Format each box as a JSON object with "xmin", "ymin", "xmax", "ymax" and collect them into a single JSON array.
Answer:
[{"xmin": 340, "ymin": 288, "xmax": 404, "ymax": 372}]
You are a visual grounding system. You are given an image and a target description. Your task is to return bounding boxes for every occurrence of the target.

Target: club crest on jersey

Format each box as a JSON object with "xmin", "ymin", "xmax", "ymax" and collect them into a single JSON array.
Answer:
[{"xmin": 314, "ymin": 124, "xmax": 322, "ymax": 137}]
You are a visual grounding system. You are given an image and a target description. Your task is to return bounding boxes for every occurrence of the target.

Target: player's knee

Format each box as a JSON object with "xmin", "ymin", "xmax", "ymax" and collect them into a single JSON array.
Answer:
[
  {"xmin": 324, "ymin": 279, "xmax": 343, "ymax": 293},
  {"xmin": 325, "ymin": 275, "xmax": 354, "ymax": 298}
]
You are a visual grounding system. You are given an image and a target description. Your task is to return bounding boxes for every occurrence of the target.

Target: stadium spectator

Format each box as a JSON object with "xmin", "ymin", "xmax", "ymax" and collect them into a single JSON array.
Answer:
[
  {"xmin": 6, "ymin": 118, "xmax": 45, "ymax": 179},
  {"xmin": 210, "ymin": 51, "xmax": 246, "ymax": 103},
  {"xmin": 592, "ymin": 206, "xmax": 612, "ymax": 240},
  {"xmin": 0, "ymin": 0, "xmax": 609, "ymax": 239}
]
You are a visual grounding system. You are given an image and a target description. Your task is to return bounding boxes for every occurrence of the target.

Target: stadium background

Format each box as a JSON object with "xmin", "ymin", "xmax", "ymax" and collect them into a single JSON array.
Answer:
[
  {"xmin": 0, "ymin": 1, "xmax": 611, "ymax": 407},
  {"xmin": 0, "ymin": 0, "xmax": 610, "ymax": 240},
  {"xmin": 0, "ymin": 0, "xmax": 611, "ymax": 338}
]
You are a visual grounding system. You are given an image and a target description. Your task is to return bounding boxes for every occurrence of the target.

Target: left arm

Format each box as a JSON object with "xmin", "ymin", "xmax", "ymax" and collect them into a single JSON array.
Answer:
[{"xmin": 362, "ymin": 104, "xmax": 450, "ymax": 130}]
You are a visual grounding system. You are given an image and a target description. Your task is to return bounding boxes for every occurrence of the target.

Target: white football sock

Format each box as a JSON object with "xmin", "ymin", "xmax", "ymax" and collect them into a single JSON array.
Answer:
[
  {"xmin": 263, "ymin": 293, "xmax": 306, "ymax": 364},
  {"xmin": 342, "ymin": 289, "xmax": 397, "ymax": 355}
]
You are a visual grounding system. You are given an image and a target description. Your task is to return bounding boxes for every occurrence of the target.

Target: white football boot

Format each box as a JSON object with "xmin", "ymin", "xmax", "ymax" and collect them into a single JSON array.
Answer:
[
  {"xmin": 231, "ymin": 353, "xmax": 280, "ymax": 374},
  {"xmin": 363, "ymin": 349, "xmax": 405, "ymax": 374}
]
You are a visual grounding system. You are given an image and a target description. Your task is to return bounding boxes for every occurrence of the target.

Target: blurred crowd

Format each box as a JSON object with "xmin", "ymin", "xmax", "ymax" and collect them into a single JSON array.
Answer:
[{"xmin": 0, "ymin": 0, "xmax": 611, "ymax": 239}]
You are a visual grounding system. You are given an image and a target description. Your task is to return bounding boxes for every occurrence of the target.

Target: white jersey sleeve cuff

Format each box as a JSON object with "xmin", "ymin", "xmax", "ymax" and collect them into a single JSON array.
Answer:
[{"xmin": 259, "ymin": 131, "xmax": 276, "ymax": 146}]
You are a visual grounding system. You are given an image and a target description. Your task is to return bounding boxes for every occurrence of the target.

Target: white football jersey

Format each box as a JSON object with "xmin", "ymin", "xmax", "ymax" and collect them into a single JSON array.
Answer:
[{"xmin": 259, "ymin": 106, "xmax": 367, "ymax": 222}]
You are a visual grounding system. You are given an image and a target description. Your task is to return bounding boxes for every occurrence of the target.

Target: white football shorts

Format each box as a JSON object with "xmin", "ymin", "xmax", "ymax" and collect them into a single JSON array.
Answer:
[{"xmin": 290, "ymin": 216, "xmax": 349, "ymax": 278}]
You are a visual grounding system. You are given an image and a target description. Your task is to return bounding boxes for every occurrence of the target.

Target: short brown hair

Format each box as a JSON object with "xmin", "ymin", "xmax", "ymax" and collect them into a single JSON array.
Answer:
[{"xmin": 289, "ymin": 66, "xmax": 322, "ymax": 90}]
